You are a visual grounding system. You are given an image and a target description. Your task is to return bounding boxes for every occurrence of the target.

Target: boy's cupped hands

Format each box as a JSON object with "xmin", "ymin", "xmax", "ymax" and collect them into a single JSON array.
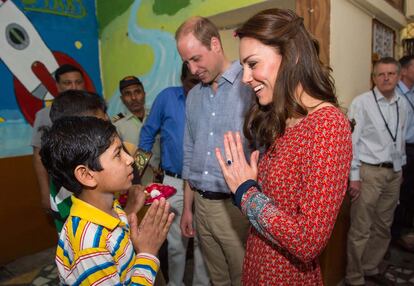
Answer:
[{"xmin": 129, "ymin": 197, "xmax": 175, "ymax": 255}]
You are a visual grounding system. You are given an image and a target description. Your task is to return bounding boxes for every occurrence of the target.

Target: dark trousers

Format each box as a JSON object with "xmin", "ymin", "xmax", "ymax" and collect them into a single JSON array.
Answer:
[{"xmin": 392, "ymin": 143, "xmax": 414, "ymax": 238}]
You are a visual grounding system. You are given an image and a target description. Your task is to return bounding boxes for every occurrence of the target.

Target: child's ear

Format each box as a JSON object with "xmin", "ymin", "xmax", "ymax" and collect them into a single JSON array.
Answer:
[{"xmin": 74, "ymin": 165, "xmax": 97, "ymax": 188}]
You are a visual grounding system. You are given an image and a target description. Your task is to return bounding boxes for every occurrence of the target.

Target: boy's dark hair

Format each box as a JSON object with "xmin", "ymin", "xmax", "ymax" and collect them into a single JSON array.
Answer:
[
  {"xmin": 40, "ymin": 116, "xmax": 117, "ymax": 195},
  {"xmin": 54, "ymin": 64, "xmax": 83, "ymax": 82},
  {"xmin": 50, "ymin": 90, "xmax": 107, "ymax": 122}
]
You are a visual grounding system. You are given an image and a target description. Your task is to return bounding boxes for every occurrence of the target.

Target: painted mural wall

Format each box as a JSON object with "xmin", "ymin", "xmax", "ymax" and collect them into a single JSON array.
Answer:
[
  {"xmin": 97, "ymin": 0, "xmax": 262, "ymax": 117},
  {"xmin": 0, "ymin": 0, "xmax": 101, "ymax": 158},
  {"xmin": 0, "ymin": 0, "xmax": 262, "ymax": 159}
]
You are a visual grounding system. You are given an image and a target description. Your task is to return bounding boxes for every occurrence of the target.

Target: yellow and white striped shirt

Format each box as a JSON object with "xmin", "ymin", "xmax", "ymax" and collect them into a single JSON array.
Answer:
[{"xmin": 56, "ymin": 196, "xmax": 159, "ymax": 285}]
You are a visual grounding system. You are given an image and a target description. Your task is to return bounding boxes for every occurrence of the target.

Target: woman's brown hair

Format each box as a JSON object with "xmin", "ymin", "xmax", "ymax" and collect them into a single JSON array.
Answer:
[{"xmin": 236, "ymin": 9, "xmax": 337, "ymax": 148}]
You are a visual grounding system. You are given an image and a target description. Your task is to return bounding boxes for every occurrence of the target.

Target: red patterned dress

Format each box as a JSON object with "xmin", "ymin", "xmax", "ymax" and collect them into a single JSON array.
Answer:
[{"xmin": 238, "ymin": 107, "xmax": 352, "ymax": 285}]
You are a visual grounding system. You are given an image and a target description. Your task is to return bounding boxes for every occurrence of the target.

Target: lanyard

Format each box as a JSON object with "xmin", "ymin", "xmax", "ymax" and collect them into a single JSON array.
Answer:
[
  {"xmin": 397, "ymin": 84, "xmax": 414, "ymax": 112},
  {"xmin": 372, "ymin": 89, "xmax": 399, "ymax": 142}
]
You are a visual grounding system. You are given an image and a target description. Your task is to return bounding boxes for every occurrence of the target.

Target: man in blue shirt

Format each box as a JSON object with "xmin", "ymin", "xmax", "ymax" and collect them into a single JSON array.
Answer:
[
  {"xmin": 176, "ymin": 16, "xmax": 254, "ymax": 286},
  {"xmin": 139, "ymin": 64, "xmax": 209, "ymax": 286},
  {"xmin": 393, "ymin": 55, "xmax": 414, "ymax": 251}
]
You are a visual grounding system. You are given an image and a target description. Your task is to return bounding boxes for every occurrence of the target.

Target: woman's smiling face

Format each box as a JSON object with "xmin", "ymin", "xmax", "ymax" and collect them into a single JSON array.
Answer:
[{"xmin": 239, "ymin": 37, "xmax": 282, "ymax": 106}]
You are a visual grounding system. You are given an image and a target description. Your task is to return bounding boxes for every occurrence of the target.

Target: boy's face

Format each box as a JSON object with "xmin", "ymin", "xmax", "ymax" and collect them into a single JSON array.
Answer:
[{"xmin": 93, "ymin": 136, "xmax": 134, "ymax": 193}]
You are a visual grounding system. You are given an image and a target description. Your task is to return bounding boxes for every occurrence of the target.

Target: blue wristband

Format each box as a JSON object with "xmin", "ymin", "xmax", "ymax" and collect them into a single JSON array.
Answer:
[{"xmin": 234, "ymin": 179, "xmax": 259, "ymax": 208}]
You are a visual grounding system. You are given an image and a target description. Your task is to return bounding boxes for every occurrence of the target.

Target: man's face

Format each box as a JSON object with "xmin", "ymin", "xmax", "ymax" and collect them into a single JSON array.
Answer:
[
  {"xmin": 120, "ymin": 84, "xmax": 145, "ymax": 114},
  {"xmin": 57, "ymin": 71, "xmax": 85, "ymax": 92},
  {"xmin": 177, "ymin": 33, "xmax": 222, "ymax": 84},
  {"xmin": 401, "ymin": 59, "xmax": 414, "ymax": 85},
  {"xmin": 373, "ymin": 63, "xmax": 400, "ymax": 96}
]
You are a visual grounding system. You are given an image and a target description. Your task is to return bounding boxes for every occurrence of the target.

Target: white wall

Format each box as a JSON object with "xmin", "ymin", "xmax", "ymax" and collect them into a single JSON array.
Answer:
[{"xmin": 330, "ymin": 0, "xmax": 373, "ymax": 109}]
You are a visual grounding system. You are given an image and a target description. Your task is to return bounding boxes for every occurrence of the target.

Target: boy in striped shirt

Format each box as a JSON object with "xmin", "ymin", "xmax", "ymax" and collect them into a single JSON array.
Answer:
[
  {"xmin": 40, "ymin": 116, "xmax": 174, "ymax": 285},
  {"xmin": 46, "ymin": 90, "xmax": 109, "ymax": 234},
  {"xmin": 47, "ymin": 90, "xmax": 145, "ymax": 234}
]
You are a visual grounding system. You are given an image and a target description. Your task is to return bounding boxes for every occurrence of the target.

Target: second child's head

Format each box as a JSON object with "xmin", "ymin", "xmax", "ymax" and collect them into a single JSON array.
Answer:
[
  {"xmin": 40, "ymin": 117, "xmax": 134, "ymax": 196},
  {"xmin": 50, "ymin": 90, "xmax": 108, "ymax": 122}
]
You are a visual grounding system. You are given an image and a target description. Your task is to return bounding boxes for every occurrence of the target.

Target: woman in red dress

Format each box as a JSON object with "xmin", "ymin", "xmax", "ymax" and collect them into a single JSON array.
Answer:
[{"xmin": 215, "ymin": 9, "xmax": 352, "ymax": 285}]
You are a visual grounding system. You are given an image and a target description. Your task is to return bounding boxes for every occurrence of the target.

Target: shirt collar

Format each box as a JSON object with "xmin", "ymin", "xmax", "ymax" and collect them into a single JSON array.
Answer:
[
  {"xmin": 398, "ymin": 80, "xmax": 414, "ymax": 95},
  {"xmin": 178, "ymin": 87, "xmax": 185, "ymax": 99},
  {"xmin": 374, "ymin": 86, "xmax": 400, "ymax": 104},
  {"xmin": 397, "ymin": 81, "xmax": 409, "ymax": 95},
  {"xmin": 220, "ymin": 61, "xmax": 242, "ymax": 84},
  {"xmin": 123, "ymin": 110, "xmax": 135, "ymax": 120},
  {"xmin": 123, "ymin": 109, "xmax": 148, "ymax": 121},
  {"xmin": 196, "ymin": 61, "xmax": 242, "ymax": 90},
  {"xmin": 70, "ymin": 196, "xmax": 124, "ymax": 231}
]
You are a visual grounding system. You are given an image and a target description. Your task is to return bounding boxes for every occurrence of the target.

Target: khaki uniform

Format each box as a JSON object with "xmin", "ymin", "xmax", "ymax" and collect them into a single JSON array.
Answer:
[{"xmin": 112, "ymin": 111, "xmax": 160, "ymax": 185}]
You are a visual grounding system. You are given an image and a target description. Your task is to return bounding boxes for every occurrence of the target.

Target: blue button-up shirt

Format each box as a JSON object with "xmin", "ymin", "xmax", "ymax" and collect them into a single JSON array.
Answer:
[
  {"xmin": 139, "ymin": 86, "xmax": 185, "ymax": 175},
  {"xmin": 182, "ymin": 61, "xmax": 254, "ymax": 193},
  {"xmin": 397, "ymin": 81, "xmax": 414, "ymax": 143}
]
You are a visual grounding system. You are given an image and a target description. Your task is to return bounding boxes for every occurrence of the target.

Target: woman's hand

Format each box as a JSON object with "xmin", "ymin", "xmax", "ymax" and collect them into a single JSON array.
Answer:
[{"xmin": 215, "ymin": 131, "xmax": 260, "ymax": 193}]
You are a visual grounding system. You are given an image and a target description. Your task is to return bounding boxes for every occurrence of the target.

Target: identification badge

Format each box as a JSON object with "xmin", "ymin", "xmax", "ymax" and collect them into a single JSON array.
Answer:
[{"xmin": 391, "ymin": 144, "xmax": 402, "ymax": 172}]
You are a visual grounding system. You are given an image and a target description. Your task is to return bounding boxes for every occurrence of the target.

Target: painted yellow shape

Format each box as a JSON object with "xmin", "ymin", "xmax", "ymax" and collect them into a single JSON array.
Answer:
[
  {"xmin": 75, "ymin": 40, "xmax": 83, "ymax": 49},
  {"xmin": 0, "ymin": 117, "xmax": 5, "ymax": 123},
  {"xmin": 100, "ymin": 6, "xmax": 154, "ymax": 99}
]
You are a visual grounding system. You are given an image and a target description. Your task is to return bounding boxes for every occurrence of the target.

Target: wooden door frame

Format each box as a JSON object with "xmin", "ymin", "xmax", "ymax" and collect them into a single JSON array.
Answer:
[{"xmin": 296, "ymin": 0, "xmax": 330, "ymax": 65}]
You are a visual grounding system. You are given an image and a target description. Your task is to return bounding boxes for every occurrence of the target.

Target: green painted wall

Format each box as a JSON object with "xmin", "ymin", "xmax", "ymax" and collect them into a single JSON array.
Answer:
[{"xmin": 97, "ymin": 0, "xmax": 262, "ymax": 116}]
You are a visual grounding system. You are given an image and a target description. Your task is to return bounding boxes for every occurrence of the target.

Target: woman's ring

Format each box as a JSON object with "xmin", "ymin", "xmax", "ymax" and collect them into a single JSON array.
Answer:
[{"xmin": 227, "ymin": 159, "xmax": 232, "ymax": 166}]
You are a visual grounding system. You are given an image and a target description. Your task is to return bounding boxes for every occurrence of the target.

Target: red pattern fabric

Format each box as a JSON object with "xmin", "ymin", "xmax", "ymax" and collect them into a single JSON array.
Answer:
[{"xmin": 242, "ymin": 107, "xmax": 352, "ymax": 285}]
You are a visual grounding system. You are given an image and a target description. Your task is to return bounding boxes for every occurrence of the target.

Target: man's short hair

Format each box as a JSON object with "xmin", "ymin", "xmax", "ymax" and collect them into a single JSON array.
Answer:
[
  {"xmin": 373, "ymin": 57, "xmax": 401, "ymax": 75},
  {"xmin": 399, "ymin": 55, "xmax": 414, "ymax": 68},
  {"xmin": 175, "ymin": 16, "xmax": 221, "ymax": 49},
  {"xmin": 40, "ymin": 116, "xmax": 117, "ymax": 196},
  {"xmin": 50, "ymin": 90, "xmax": 107, "ymax": 122},
  {"xmin": 119, "ymin": 76, "xmax": 143, "ymax": 93},
  {"xmin": 55, "ymin": 64, "xmax": 83, "ymax": 82}
]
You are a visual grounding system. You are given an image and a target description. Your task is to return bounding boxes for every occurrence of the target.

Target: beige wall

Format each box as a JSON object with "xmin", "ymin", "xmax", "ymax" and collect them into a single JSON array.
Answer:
[
  {"xmin": 330, "ymin": 0, "xmax": 407, "ymax": 109},
  {"xmin": 220, "ymin": 28, "xmax": 240, "ymax": 62},
  {"xmin": 214, "ymin": 0, "xmax": 296, "ymax": 64},
  {"xmin": 330, "ymin": 0, "xmax": 372, "ymax": 109}
]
